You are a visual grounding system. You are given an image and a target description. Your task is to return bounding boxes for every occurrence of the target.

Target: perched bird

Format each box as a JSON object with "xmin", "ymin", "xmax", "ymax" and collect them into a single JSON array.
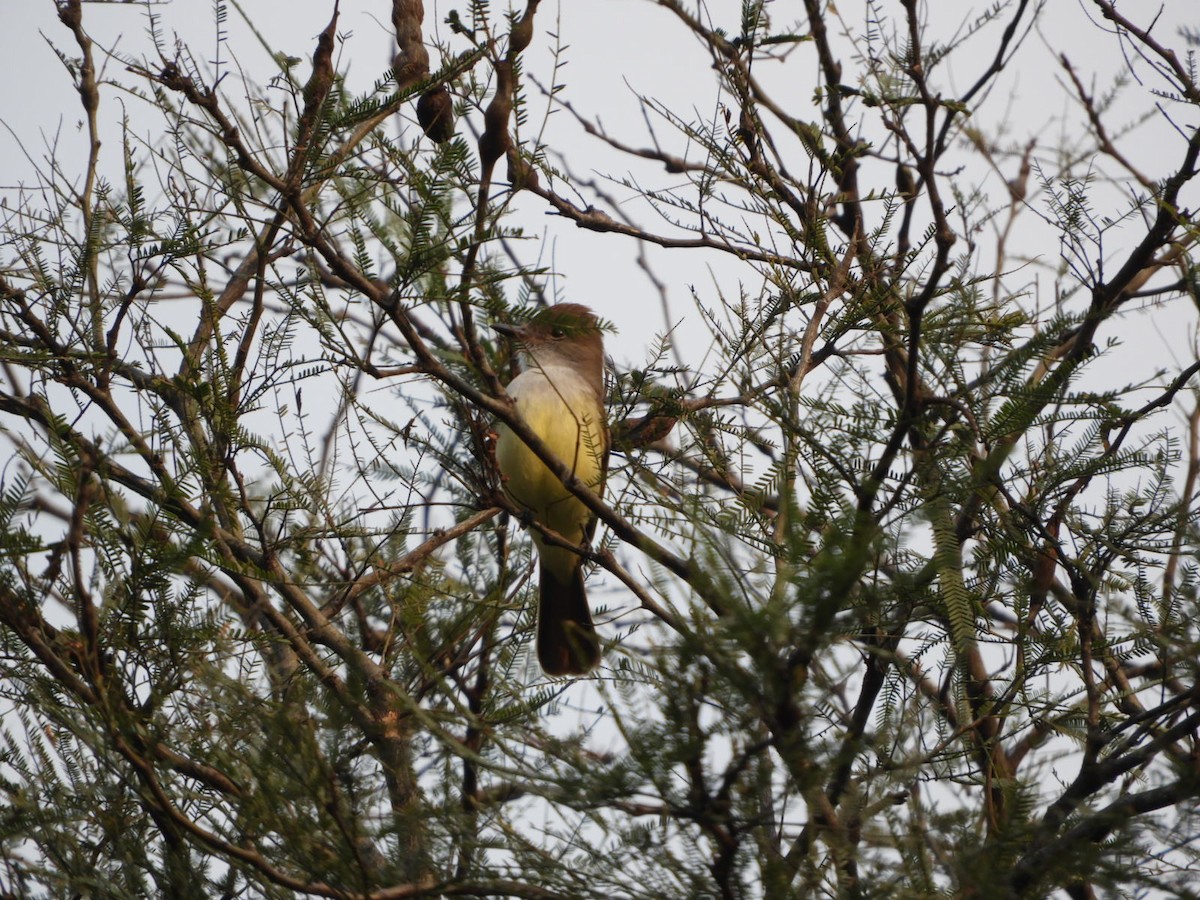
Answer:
[{"xmin": 494, "ymin": 304, "xmax": 607, "ymax": 675}]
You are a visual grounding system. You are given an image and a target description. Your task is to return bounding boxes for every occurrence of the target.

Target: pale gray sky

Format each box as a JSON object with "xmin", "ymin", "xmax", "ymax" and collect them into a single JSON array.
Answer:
[{"xmin": 3, "ymin": 1, "xmax": 1195, "ymax": 375}]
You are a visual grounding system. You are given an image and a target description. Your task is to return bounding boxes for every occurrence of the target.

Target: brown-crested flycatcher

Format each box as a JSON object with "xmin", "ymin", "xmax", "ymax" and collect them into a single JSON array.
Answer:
[{"xmin": 494, "ymin": 304, "xmax": 607, "ymax": 675}]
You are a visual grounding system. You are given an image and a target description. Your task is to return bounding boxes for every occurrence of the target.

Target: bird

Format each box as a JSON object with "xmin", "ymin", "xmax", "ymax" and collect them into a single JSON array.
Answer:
[{"xmin": 493, "ymin": 303, "xmax": 607, "ymax": 675}]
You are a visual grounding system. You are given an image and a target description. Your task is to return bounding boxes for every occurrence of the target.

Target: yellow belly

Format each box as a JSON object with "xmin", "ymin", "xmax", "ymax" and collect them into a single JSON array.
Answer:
[{"xmin": 496, "ymin": 369, "xmax": 606, "ymax": 559}]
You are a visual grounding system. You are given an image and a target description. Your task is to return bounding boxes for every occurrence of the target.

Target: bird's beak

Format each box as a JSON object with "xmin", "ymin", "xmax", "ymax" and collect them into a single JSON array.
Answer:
[{"xmin": 493, "ymin": 321, "xmax": 523, "ymax": 339}]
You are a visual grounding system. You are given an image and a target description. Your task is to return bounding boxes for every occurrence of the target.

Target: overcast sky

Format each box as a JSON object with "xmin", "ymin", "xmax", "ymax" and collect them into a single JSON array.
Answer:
[{"xmin": 2, "ymin": 1, "xmax": 1196, "ymax": 399}]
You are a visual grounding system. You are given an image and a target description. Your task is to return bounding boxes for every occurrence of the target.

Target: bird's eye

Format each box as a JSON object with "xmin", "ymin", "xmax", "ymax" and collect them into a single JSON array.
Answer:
[{"xmin": 551, "ymin": 327, "xmax": 566, "ymax": 339}]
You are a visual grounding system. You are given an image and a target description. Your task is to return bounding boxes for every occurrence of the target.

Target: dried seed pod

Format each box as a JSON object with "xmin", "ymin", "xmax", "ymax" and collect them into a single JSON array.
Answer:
[
  {"xmin": 506, "ymin": 152, "xmax": 539, "ymax": 192},
  {"xmin": 416, "ymin": 87, "xmax": 455, "ymax": 143},
  {"xmin": 392, "ymin": 48, "xmax": 430, "ymax": 92},
  {"xmin": 391, "ymin": 0, "xmax": 429, "ymax": 91},
  {"xmin": 478, "ymin": 66, "xmax": 513, "ymax": 169}
]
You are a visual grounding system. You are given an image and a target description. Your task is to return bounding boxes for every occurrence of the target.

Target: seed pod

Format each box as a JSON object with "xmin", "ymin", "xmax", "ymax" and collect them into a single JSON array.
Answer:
[
  {"xmin": 506, "ymin": 152, "xmax": 539, "ymax": 192},
  {"xmin": 417, "ymin": 87, "xmax": 455, "ymax": 143}
]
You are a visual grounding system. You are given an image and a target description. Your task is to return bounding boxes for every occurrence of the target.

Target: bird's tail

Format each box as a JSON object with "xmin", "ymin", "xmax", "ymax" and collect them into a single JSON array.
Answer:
[{"xmin": 537, "ymin": 562, "xmax": 601, "ymax": 676}]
